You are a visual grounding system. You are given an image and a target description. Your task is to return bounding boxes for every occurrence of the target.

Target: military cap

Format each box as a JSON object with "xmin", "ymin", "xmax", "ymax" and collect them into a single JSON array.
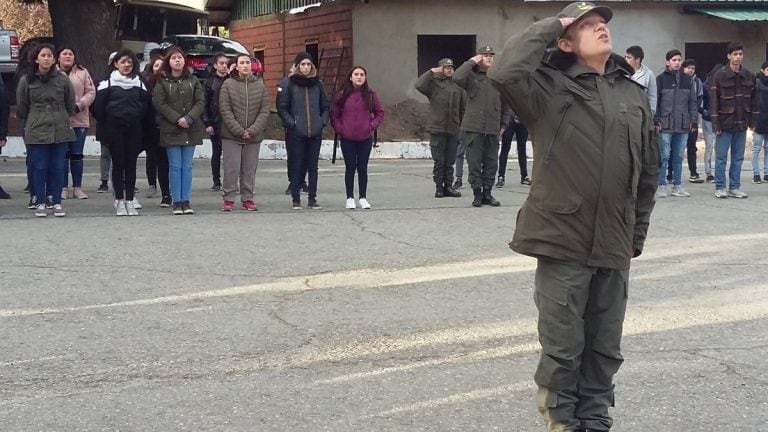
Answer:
[
  {"xmin": 438, "ymin": 58, "xmax": 454, "ymax": 67},
  {"xmin": 557, "ymin": 1, "xmax": 613, "ymax": 28},
  {"xmin": 477, "ymin": 46, "xmax": 495, "ymax": 55}
]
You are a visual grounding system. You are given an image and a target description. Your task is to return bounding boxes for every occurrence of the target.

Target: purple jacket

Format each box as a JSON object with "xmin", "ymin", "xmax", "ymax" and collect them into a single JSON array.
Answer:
[{"xmin": 331, "ymin": 88, "xmax": 385, "ymax": 141}]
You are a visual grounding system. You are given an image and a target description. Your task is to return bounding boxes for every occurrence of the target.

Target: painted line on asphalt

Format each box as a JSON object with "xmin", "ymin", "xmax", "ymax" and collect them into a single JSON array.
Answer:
[
  {"xmin": 0, "ymin": 355, "xmax": 66, "ymax": 367},
  {"xmin": 373, "ymin": 381, "xmax": 535, "ymax": 417},
  {"xmin": 0, "ymin": 256, "xmax": 536, "ymax": 318}
]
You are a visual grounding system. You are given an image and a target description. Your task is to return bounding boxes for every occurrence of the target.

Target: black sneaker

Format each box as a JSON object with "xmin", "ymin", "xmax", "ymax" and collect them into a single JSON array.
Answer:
[
  {"xmin": 210, "ymin": 183, "xmax": 221, "ymax": 191},
  {"xmin": 495, "ymin": 176, "xmax": 505, "ymax": 188},
  {"xmin": 182, "ymin": 201, "xmax": 195, "ymax": 214},
  {"xmin": 666, "ymin": 174, "xmax": 673, "ymax": 183},
  {"xmin": 706, "ymin": 175, "xmax": 715, "ymax": 183},
  {"xmin": 764, "ymin": 175, "xmax": 768, "ymax": 183},
  {"xmin": 301, "ymin": 182, "xmax": 309, "ymax": 194},
  {"xmin": 27, "ymin": 196, "xmax": 36, "ymax": 209},
  {"xmin": 292, "ymin": 200, "xmax": 302, "ymax": 210},
  {"xmin": 46, "ymin": 196, "xmax": 54, "ymax": 209},
  {"xmin": 0, "ymin": 185, "xmax": 10, "ymax": 199},
  {"xmin": 160, "ymin": 196, "xmax": 172, "ymax": 207},
  {"xmin": 520, "ymin": 177, "xmax": 531, "ymax": 186},
  {"xmin": 453, "ymin": 178, "xmax": 463, "ymax": 189},
  {"xmin": 172, "ymin": 203, "xmax": 184, "ymax": 215},
  {"xmin": 689, "ymin": 173, "xmax": 704, "ymax": 183},
  {"xmin": 284, "ymin": 185, "xmax": 291, "ymax": 195},
  {"xmin": 753, "ymin": 175, "xmax": 763, "ymax": 184},
  {"xmin": 97, "ymin": 182, "xmax": 108, "ymax": 193},
  {"xmin": 308, "ymin": 199, "xmax": 323, "ymax": 210}
]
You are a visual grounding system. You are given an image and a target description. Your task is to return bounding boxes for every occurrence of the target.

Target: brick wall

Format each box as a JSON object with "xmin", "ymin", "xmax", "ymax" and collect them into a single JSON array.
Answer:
[{"xmin": 230, "ymin": 2, "xmax": 354, "ymax": 106}]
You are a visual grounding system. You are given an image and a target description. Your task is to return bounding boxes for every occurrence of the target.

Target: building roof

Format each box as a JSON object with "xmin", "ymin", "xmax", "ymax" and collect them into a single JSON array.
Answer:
[{"xmin": 689, "ymin": 7, "xmax": 768, "ymax": 20}]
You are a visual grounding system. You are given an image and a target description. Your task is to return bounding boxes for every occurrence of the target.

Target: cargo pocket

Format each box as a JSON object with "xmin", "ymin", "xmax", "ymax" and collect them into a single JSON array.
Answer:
[
  {"xmin": 534, "ymin": 258, "xmax": 570, "ymax": 306},
  {"xmin": 536, "ymin": 387, "xmax": 559, "ymax": 409}
]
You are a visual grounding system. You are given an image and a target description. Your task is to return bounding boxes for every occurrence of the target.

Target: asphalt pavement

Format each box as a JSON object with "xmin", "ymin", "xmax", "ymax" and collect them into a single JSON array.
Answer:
[{"xmin": 1, "ymin": 158, "xmax": 767, "ymax": 431}]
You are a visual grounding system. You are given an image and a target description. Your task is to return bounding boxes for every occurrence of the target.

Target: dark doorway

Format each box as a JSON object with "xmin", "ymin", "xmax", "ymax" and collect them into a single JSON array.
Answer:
[
  {"xmin": 417, "ymin": 35, "xmax": 476, "ymax": 75},
  {"xmin": 685, "ymin": 42, "xmax": 729, "ymax": 81},
  {"xmin": 253, "ymin": 45, "xmax": 265, "ymax": 72},
  {"xmin": 305, "ymin": 41, "xmax": 319, "ymax": 67}
]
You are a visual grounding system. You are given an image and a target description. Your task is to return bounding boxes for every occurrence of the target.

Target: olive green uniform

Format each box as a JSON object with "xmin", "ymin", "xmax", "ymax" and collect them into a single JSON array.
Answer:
[{"xmin": 489, "ymin": 11, "xmax": 658, "ymax": 432}]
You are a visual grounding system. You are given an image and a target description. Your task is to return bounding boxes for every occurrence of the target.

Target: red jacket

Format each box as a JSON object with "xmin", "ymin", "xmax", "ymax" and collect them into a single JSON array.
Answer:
[{"xmin": 331, "ymin": 88, "xmax": 384, "ymax": 141}]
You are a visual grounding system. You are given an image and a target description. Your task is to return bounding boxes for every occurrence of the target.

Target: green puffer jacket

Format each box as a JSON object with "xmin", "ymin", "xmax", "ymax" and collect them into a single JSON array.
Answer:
[
  {"xmin": 153, "ymin": 72, "xmax": 205, "ymax": 147},
  {"xmin": 415, "ymin": 70, "xmax": 466, "ymax": 135},
  {"xmin": 16, "ymin": 70, "xmax": 76, "ymax": 144},
  {"xmin": 219, "ymin": 73, "xmax": 271, "ymax": 143},
  {"xmin": 488, "ymin": 17, "xmax": 659, "ymax": 270}
]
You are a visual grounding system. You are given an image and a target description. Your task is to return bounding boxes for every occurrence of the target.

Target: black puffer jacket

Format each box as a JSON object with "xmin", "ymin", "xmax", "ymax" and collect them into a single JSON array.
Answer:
[
  {"xmin": 755, "ymin": 74, "xmax": 768, "ymax": 134},
  {"xmin": 277, "ymin": 67, "xmax": 330, "ymax": 139}
]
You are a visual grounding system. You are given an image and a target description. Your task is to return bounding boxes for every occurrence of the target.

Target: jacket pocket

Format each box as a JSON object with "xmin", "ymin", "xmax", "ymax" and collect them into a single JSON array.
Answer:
[
  {"xmin": 545, "ymin": 101, "xmax": 573, "ymax": 160},
  {"xmin": 538, "ymin": 194, "xmax": 582, "ymax": 215}
]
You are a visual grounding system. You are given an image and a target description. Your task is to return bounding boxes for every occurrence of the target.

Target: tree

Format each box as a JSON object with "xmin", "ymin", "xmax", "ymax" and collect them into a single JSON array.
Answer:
[
  {"xmin": 0, "ymin": 0, "xmax": 52, "ymax": 41},
  {"xmin": 20, "ymin": 0, "xmax": 118, "ymax": 79}
]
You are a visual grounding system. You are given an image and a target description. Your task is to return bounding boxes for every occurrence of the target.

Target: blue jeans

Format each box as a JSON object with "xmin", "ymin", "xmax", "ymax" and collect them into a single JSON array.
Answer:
[
  {"xmin": 751, "ymin": 133, "xmax": 768, "ymax": 176},
  {"xmin": 702, "ymin": 119, "xmax": 715, "ymax": 176},
  {"xmin": 658, "ymin": 132, "xmax": 686, "ymax": 186},
  {"xmin": 715, "ymin": 130, "xmax": 746, "ymax": 190},
  {"xmin": 167, "ymin": 145, "xmax": 195, "ymax": 202},
  {"xmin": 64, "ymin": 127, "xmax": 88, "ymax": 188},
  {"xmin": 28, "ymin": 142, "xmax": 68, "ymax": 205}
]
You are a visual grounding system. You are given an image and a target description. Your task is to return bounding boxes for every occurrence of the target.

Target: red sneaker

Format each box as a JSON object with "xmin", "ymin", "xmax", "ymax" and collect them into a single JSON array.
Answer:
[
  {"xmin": 242, "ymin": 200, "xmax": 258, "ymax": 211},
  {"xmin": 221, "ymin": 200, "xmax": 234, "ymax": 212}
]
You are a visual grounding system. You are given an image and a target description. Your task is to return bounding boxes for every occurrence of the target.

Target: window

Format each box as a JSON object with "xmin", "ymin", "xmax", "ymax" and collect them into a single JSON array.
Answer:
[
  {"xmin": 685, "ymin": 42, "xmax": 729, "ymax": 81},
  {"xmin": 305, "ymin": 40, "xmax": 319, "ymax": 67},
  {"xmin": 253, "ymin": 45, "xmax": 265, "ymax": 71},
  {"xmin": 417, "ymin": 35, "xmax": 476, "ymax": 75}
]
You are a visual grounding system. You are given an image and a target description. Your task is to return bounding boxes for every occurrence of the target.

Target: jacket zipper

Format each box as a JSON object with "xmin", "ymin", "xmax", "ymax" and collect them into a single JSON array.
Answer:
[
  {"xmin": 545, "ymin": 101, "xmax": 572, "ymax": 159},
  {"xmin": 305, "ymin": 87, "xmax": 311, "ymax": 135},
  {"xmin": 244, "ymin": 78, "xmax": 249, "ymax": 143}
]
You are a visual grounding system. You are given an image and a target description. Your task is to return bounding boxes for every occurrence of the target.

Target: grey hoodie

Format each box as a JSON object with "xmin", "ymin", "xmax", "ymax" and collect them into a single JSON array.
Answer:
[{"xmin": 631, "ymin": 63, "xmax": 657, "ymax": 116}]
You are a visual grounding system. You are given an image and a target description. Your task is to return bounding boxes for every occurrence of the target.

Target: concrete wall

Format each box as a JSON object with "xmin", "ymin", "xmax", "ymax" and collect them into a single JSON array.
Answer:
[{"xmin": 352, "ymin": 0, "xmax": 768, "ymax": 104}]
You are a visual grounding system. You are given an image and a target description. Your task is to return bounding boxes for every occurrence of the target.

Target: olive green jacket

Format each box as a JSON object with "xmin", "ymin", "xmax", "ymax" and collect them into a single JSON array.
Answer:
[
  {"xmin": 16, "ymin": 71, "xmax": 76, "ymax": 144},
  {"xmin": 153, "ymin": 73, "xmax": 205, "ymax": 147},
  {"xmin": 415, "ymin": 70, "xmax": 466, "ymax": 135},
  {"xmin": 453, "ymin": 60, "xmax": 509, "ymax": 135},
  {"xmin": 488, "ymin": 17, "xmax": 659, "ymax": 270}
]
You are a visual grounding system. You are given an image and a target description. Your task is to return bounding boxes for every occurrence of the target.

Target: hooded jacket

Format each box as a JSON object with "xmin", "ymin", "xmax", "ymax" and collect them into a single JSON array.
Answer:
[
  {"xmin": 16, "ymin": 69, "xmax": 77, "ymax": 145},
  {"xmin": 277, "ymin": 65, "xmax": 330, "ymax": 139},
  {"xmin": 218, "ymin": 72, "xmax": 271, "ymax": 144},
  {"xmin": 152, "ymin": 71, "xmax": 206, "ymax": 147},
  {"xmin": 415, "ymin": 69, "xmax": 466, "ymax": 135},
  {"xmin": 488, "ymin": 17, "xmax": 658, "ymax": 270},
  {"xmin": 63, "ymin": 65, "xmax": 96, "ymax": 128},
  {"xmin": 631, "ymin": 63, "xmax": 657, "ymax": 116},
  {"xmin": 709, "ymin": 65, "xmax": 758, "ymax": 132},
  {"xmin": 655, "ymin": 68, "xmax": 698, "ymax": 133}
]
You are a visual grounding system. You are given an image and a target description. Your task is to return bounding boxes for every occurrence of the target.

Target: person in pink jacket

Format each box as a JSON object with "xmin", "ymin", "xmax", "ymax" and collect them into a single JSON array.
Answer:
[
  {"xmin": 330, "ymin": 66, "xmax": 385, "ymax": 209},
  {"xmin": 57, "ymin": 47, "xmax": 95, "ymax": 200}
]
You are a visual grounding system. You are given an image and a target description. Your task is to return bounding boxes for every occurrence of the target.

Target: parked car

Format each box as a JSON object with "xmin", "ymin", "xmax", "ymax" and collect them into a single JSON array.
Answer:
[
  {"xmin": 159, "ymin": 35, "xmax": 263, "ymax": 79},
  {"xmin": 0, "ymin": 21, "xmax": 21, "ymax": 78}
]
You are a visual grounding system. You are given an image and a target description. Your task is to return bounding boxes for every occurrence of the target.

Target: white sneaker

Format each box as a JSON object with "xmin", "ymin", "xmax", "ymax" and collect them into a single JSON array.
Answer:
[
  {"xmin": 116, "ymin": 200, "xmax": 128, "ymax": 216},
  {"xmin": 131, "ymin": 198, "xmax": 142, "ymax": 209},
  {"xmin": 53, "ymin": 204, "xmax": 65, "ymax": 217},
  {"xmin": 714, "ymin": 189, "xmax": 728, "ymax": 198},
  {"xmin": 61, "ymin": 188, "xmax": 69, "ymax": 200},
  {"xmin": 655, "ymin": 185, "xmax": 668, "ymax": 199},
  {"xmin": 126, "ymin": 200, "xmax": 139, "ymax": 216},
  {"xmin": 34, "ymin": 204, "xmax": 47, "ymax": 217},
  {"xmin": 670, "ymin": 186, "xmax": 690, "ymax": 197},
  {"xmin": 359, "ymin": 198, "xmax": 371, "ymax": 209},
  {"xmin": 728, "ymin": 189, "xmax": 748, "ymax": 198},
  {"xmin": 113, "ymin": 199, "xmax": 119, "ymax": 209},
  {"xmin": 346, "ymin": 197, "xmax": 356, "ymax": 209}
]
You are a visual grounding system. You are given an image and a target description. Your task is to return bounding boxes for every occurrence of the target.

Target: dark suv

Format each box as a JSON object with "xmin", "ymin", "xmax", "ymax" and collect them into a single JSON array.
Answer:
[{"xmin": 159, "ymin": 35, "xmax": 263, "ymax": 79}]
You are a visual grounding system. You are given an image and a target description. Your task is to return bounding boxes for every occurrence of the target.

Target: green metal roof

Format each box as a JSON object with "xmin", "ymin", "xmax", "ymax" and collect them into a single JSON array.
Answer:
[{"xmin": 690, "ymin": 7, "xmax": 768, "ymax": 20}]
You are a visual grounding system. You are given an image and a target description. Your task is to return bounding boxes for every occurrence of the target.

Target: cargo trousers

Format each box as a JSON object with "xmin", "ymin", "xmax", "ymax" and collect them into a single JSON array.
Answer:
[
  {"xmin": 429, "ymin": 132, "xmax": 459, "ymax": 186},
  {"xmin": 534, "ymin": 257, "xmax": 629, "ymax": 432},
  {"xmin": 464, "ymin": 131, "xmax": 499, "ymax": 190}
]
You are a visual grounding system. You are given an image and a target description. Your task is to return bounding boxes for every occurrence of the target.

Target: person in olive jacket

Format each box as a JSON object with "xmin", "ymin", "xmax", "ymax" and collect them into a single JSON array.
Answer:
[
  {"xmin": 489, "ymin": 2, "xmax": 658, "ymax": 431},
  {"xmin": 153, "ymin": 46, "xmax": 206, "ymax": 215},
  {"xmin": 277, "ymin": 52, "xmax": 330, "ymax": 210},
  {"xmin": 415, "ymin": 58, "xmax": 466, "ymax": 199},
  {"xmin": 16, "ymin": 43, "xmax": 77, "ymax": 217},
  {"xmin": 218, "ymin": 53, "xmax": 271, "ymax": 212},
  {"xmin": 454, "ymin": 46, "xmax": 510, "ymax": 207}
]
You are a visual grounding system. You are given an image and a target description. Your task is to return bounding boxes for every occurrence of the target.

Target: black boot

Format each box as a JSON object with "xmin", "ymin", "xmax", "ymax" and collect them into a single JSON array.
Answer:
[
  {"xmin": 472, "ymin": 188, "xmax": 483, "ymax": 207},
  {"xmin": 495, "ymin": 176, "xmax": 505, "ymax": 188},
  {"xmin": 453, "ymin": 177, "xmax": 463, "ymax": 189},
  {"xmin": 482, "ymin": 187, "xmax": 501, "ymax": 206},
  {"xmin": 0, "ymin": 185, "xmax": 10, "ymax": 199},
  {"xmin": 443, "ymin": 182, "xmax": 461, "ymax": 198},
  {"xmin": 435, "ymin": 183, "xmax": 444, "ymax": 198}
]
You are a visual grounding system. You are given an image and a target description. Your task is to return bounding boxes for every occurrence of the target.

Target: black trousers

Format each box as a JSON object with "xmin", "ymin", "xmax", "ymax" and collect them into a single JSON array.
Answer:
[
  {"xmin": 429, "ymin": 133, "xmax": 459, "ymax": 186},
  {"xmin": 107, "ymin": 119, "xmax": 143, "ymax": 201},
  {"xmin": 287, "ymin": 134, "xmax": 321, "ymax": 200},
  {"xmin": 499, "ymin": 122, "xmax": 529, "ymax": 179},
  {"xmin": 211, "ymin": 133, "xmax": 223, "ymax": 186}
]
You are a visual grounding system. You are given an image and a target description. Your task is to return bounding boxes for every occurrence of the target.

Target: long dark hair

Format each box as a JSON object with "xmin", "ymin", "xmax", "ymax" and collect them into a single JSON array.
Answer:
[
  {"xmin": 334, "ymin": 65, "xmax": 372, "ymax": 111},
  {"xmin": 161, "ymin": 46, "xmax": 191, "ymax": 79},
  {"xmin": 56, "ymin": 46, "xmax": 82, "ymax": 72},
  {"xmin": 143, "ymin": 58, "xmax": 164, "ymax": 88},
  {"xmin": 26, "ymin": 43, "xmax": 57, "ymax": 81},
  {"xmin": 109, "ymin": 48, "xmax": 141, "ymax": 78}
]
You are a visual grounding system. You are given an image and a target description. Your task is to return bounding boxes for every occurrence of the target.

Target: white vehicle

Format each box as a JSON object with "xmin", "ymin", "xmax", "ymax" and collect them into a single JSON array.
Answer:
[{"xmin": 0, "ymin": 20, "xmax": 20, "ymax": 78}]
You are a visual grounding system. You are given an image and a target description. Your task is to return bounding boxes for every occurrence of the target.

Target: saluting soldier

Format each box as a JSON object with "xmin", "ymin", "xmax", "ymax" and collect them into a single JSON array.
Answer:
[
  {"xmin": 454, "ymin": 45, "xmax": 510, "ymax": 207},
  {"xmin": 415, "ymin": 58, "xmax": 466, "ymax": 198},
  {"xmin": 489, "ymin": 2, "xmax": 659, "ymax": 431}
]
